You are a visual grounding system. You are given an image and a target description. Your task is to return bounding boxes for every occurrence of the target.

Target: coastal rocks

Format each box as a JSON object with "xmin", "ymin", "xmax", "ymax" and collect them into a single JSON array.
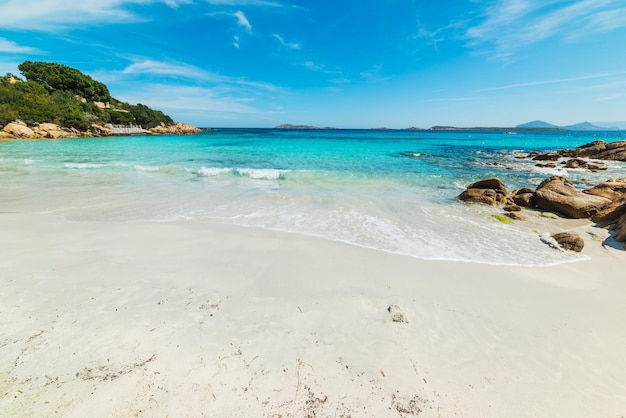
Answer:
[
  {"xmin": 148, "ymin": 122, "xmax": 201, "ymax": 135},
  {"xmin": 457, "ymin": 177, "xmax": 509, "ymax": 205},
  {"xmin": 32, "ymin": 123, "xmax": 73, "ymax": 139},
  {"xmin": 510, "ymin": 188, "xmax": 535, "ymax": 207},
  {"xmin": 533, "ymin": 176, "xmax": 611, "ymax": 219},
  {"xmin": 584, "ymin": 178, "xmax": 626, "ymax": 201},
  {"xmin": 551, "ymin": 232, "xmax": 584, "ymax": 252},
  {"xmin": 561, "ymin": 158, "xmax": 607, "ymax": 171},
  {"xmin": 0, "ymin": 120, "xmax": 201, "ymax": 139},
  {"xmin": 532, "ymin": 140, "xmax": 626, "ymax": 162},
  {"xmin": 3, "ymin": 121, "xmax": 34, "ymax": 137},
  {"xmin": 90, "ymin": 123, "xmax": 113, "ymax": 136},
  {"xmin": 567, "ymin": 140, "xmax": 626, "ymax": 161}
]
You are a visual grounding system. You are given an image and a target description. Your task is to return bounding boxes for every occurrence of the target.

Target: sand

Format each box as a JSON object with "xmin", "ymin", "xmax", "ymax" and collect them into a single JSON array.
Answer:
[{"xmin": 1, "ymin": 212, "xmax": 626, "ymax": 417}]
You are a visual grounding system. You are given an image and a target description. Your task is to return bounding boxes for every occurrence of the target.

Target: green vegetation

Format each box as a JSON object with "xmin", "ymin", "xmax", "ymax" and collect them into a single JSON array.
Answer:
[{"xmin": 0, "ymin": 61, "xmax": 174, "ymax": 131}]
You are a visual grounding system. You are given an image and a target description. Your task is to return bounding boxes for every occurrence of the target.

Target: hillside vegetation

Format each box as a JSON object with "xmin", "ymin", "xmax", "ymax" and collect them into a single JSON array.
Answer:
[{"xmin": 1, "ymin": 61, "xmax": 174, "ymax": 131}]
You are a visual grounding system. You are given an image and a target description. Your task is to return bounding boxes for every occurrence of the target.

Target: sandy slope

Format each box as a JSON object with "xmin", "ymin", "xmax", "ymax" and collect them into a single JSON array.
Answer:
[{"xmin": 1, "ymin": 213, "xmax": 625, "ymax": 417}]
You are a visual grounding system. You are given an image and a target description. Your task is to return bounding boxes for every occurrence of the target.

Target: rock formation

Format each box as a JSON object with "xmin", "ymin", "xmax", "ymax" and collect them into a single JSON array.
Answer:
[
  {"xmin": 148, "ymin": 122, "xmax": 201, "ymax": 135},
  {"xmin": 531, "ymin": 140, "xmax": 626, "ymax": 162},
  {"xmin": 457, "ymin": 173, "xmax": 626, "ymax": 250},
  {"xmin": 551, "ymin": 232, "xmax": 584, "ymax": 252},
  {"xmin": 457, "ymin": 177, "xmax": 509, "ymax": 205},
  {"xmin": 533, "ymin": 176, "xmax": 611, "ymax": 219},
  {"xmin": 3, "ymin": 121, "xmax": 35, "ymax": 137},
  {"xmin": 0, "ymin": 120, "xmax": 201, "ymax": 139}
]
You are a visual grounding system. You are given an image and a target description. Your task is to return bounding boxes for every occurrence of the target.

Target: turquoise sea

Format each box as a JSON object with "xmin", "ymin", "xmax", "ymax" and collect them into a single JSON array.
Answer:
[{"xmin": 2, "ymin": 129, "xmax": 626, "ymax": 266}]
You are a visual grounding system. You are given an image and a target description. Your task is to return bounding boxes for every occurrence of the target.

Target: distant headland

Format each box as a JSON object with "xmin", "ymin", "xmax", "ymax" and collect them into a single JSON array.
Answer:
[{"xmin": 1, "ymin": 61, "xmax": 200, "ymax": 139}]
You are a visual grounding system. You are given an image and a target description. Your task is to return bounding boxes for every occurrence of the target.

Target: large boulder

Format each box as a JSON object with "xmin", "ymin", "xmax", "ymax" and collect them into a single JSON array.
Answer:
[
  {"xmin": 551, "ymin": 232, "xmax": 584, "ymax": 252},
  {"xmin": 584, "ymin": 178, "xmax": 626, "ymax": 201},
  {"xmin": 534, "ymin": 176, "xmax": 611, "ymax": 219},
  {"xmin": 585, "ymin": 178, "xmax": 626, "ymax": 225},
  {"xmin": 3, "ymin": 122, "xmax": 34, "ymax": 137},
  {"xmin": 457, "ymin": 177, "xmax": 509, "ymax": 206},
  {"xmin": 511, "ymin": 188, "xmax": 535, "ymax": 207}
]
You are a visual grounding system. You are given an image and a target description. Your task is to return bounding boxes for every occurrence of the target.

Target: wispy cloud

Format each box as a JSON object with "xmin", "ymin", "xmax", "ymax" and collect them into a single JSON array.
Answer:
[
  {"xmin": 0, "ymin": 37, "xmax": 40, "ymax": 54},
  {"xmin": 120, "ymin": 57, "xmax": 279, "ymax": 92},
  {"xmin": 122, "ymin": 59, "xmax": 210, "ymax": 79},
  {"xmin": 359, "ymin": 64, "xmax": 389, "ymax": 82},
  {"xmin": 116, "ymin": 84, "xmax": 261, "ymax": 114},
  {"xmin": 233, "ymin": 10, "xmax": 252, "ymax": 32},
  {"xmin": 273, "ymin": 34, "xmax": 301, "ymax": 50},
  {"xmin": 476, "ymin": 70, "xmax": 626, "ymax": 92},
  {"xmin": 0, "ymin": 0, "xmax": 282, "ymax": 31},
  {"xmin": 464, "ymin": 0, "xmax": 626, "ymax": 59}
]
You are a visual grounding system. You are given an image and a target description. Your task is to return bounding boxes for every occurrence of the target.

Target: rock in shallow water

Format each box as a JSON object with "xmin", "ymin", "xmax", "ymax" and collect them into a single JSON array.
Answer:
[
  {"xmin": 457, "ymin": 177, "xmax": 509, "ymax": 206},
  {"xmin": 551, "ymin": 232, "xmax": 585, "ymax": 252}
]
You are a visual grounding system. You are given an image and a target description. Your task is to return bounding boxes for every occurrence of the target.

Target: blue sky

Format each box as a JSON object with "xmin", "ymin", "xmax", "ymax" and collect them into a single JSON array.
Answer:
[{"xmin": 1, "ymin": 0, "xmax": 626, "ymax": 128}]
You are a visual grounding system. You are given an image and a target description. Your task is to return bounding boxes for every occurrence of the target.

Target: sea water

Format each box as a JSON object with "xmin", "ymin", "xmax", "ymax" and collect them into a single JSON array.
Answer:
[{"xmin": 2, "ymin": 129, "xmax": 626, "ymax": 265}]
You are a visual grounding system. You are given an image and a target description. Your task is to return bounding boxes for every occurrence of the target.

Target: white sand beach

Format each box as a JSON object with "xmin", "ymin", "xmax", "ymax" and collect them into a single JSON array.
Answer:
[{"xmin": 1, "ymin": 212, "xmax": 626, "ymax": 417}]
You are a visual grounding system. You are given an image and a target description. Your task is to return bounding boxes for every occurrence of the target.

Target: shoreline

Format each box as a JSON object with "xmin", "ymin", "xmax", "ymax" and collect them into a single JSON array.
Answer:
[{"xmin": 2, "ymin": 212, "xmax": 626, "ymax": 417}]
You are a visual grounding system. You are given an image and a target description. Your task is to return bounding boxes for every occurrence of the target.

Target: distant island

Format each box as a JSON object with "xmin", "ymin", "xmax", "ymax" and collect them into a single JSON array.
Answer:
[
  {"xmin": 1, "ymin": 61, "xmax": 200, "ymax": 139},
  {"xmin": 516, "ymin": 120, "xmax": 625, "ymax": 131},
  {"xmin": 275, "ymin": 124, "xmax": 337, "ymax": 130},
  {"xmin": 276, "ymin": 121, "xmax": 625, "ymax": 131}
]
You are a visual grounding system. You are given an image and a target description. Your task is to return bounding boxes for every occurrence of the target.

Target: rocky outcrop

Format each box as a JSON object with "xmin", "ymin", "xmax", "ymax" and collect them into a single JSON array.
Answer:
[
  {"xmin": 551, "ymin": 232, "xmax": 585, "ymax": 252},
  {"xmin": 457, "ymin": 173, "xmax": 626, "ymax": 249},
  {"xmin": 566, "ymin": 140, "xmax": 626, "ymax": 161},
  {"xmin": 534, "ymin": 176, "xmax": 611, "ymax": 219},
  {"xmin": 3, "ymin": 121, "xmax": 34, "ymax": 137},
  {"xmin": 32, "ymin": 123, "xmax": 74, "ymax": 139},
  {"xmin": 532, "ymin": 140, "xmax": 626, "ymax": 162},
  {"xmin": 1, "ymin": 120, "xmax": 200, "ymax": 139},
  {"xmin": 148, "ymin": 122, "xmax": 201, "ymax": 135},
  {"xmin": 457, "ymin": 177, "xmax": 509, "ymax": 205}
]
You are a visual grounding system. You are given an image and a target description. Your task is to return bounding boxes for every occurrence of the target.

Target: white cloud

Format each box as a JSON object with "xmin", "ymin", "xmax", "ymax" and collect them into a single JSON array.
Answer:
[
  {"xmin": 122, "ymin": 59, "xmax": 210, "ymax": 79},
  {"xmin": 0, "ymin": 37, "xmax": 40, "ymax": 53},
  {"xmin": 475, "ymin": 70, "xmax": 626, "ymax": 92},
  {"xmin": 303, "ymin": 61, "xmax": 322, "ymax": 71},
  {"xmin": 120, "ymin": 57, "xmax": 279, "ymax": 92},
  {"xmin": 273, "ymin": 34, "xmax": 301, "ymax": 50},
  {"xmin": 0, "ymin": 0, "xmax": 143, "ymax": 30},
  {"xmin": 233, "ymin": 10, "xmax": 252, "ymax": 32},
  {"xmin": 116, "ymin": 84, "xmax": 260, "ymax": 113},
  {"xmin": 463, "ymin": 0, "xmax": 626, "ymax": 58},
  {"xmin": 0, "ymin": 0, "xmax": 282, "ymax": 31}
]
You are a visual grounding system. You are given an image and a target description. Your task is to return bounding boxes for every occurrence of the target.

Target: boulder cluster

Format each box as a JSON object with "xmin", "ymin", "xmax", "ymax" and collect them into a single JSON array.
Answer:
[
  {"xmin": 147, "ymin": 122, "xmax": 202, "ymax": 135},
  {"xmin": 0, "ymin": 120, "xmax": 202, "ymax": 140},
  {"xmin": 1, "ymin": 121, "xmax": 97, "ymax": 139},
  {"xmin": 458, "ymin": 140, "xmax": 626, "ymax": 252},
  {"xmin": 523, "ymin": 139, "xmax": 626, "ymax": 171}
]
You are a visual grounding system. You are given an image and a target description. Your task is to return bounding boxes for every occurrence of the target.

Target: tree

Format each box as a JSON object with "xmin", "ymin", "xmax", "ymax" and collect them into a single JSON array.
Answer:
[{"xmin": 18, "ymin": 61, "xmax": 112, "ymax": 102}]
